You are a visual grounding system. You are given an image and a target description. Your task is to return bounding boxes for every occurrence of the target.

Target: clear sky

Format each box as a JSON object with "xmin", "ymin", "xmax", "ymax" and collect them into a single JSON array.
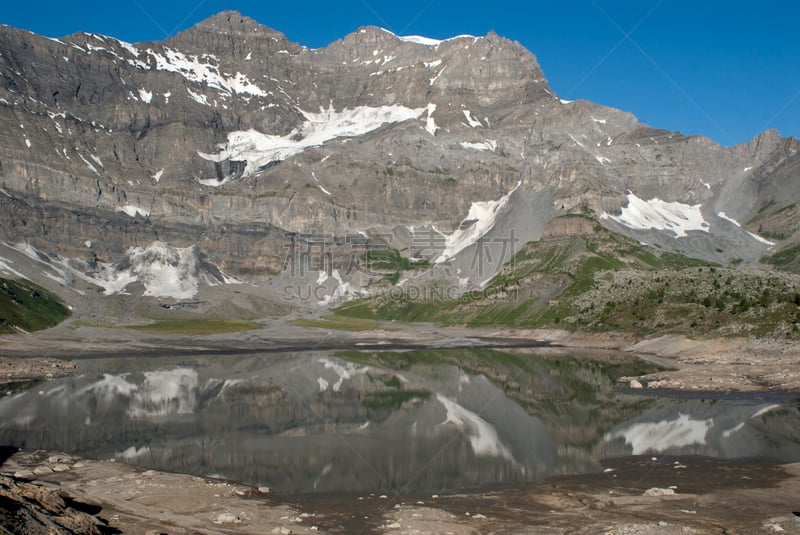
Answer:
[{"xmin": 4, "ymin": 1, "xmax": 798, "ymax": 146}]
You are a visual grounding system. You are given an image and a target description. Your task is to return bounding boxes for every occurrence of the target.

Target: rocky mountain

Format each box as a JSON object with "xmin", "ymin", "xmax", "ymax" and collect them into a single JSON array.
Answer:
[{"xmin": 0, "ymin": 11, "xmax": 798, "ymax": 319}]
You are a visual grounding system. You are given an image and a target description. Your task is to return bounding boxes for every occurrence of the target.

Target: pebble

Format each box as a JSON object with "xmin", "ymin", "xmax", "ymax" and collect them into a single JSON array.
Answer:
[
  {"xmin": 32, "ymin": 466, "xmax": 53, "ymax": 476},
  {"xmin": 213, "ymin": 513, "xmax": 242, "ymax": 525},
  {"xmin": 258, "ymin": 486, "xmax": 271, "ymax": 494},
  {"xmin": 629, "ymin": 379, "xmax": 643, "ymax": 389},
  {"xmin": 643, "ymin": 487, "xmax": 675, "ymax": 497},
  {"xmin": 13, "ymin": 469, "xmax": 35, "ymax": 480},
  {"xmin": 52, "ymin": 464, "xmax": 71, "ymax": 472}
]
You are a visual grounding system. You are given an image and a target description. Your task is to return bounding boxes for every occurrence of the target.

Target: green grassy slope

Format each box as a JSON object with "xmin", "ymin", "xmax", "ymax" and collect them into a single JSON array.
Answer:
[
  {"xmin": 0, "ymin": 278, "xmax": 71, "ymax": 333},
  {"xmin": 335, "ymin": 216, "xmax": 800, "ymax": 338}
]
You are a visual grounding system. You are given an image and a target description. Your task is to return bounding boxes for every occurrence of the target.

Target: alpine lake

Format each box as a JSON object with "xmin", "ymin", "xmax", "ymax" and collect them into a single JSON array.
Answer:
[{"xmin": 1, "ymin": 347, "xmax": 799, "ymax": 496}]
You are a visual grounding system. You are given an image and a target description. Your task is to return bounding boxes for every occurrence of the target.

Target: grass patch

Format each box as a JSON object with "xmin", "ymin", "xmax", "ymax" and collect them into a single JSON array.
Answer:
[
  {"xmin": 363, "ymin": 249, "xmax": 430, "ymax": 271},
  {"xmin": 0, "ymin": 379, "xmax": 44, "ymax": 394},
  {"xmin": 128, "ymin": 319, "xmax": 261, "ymax": 335},
  {"xmin": 70, "ymin": 320, "xmax": 119, "ymax": 329},
  {"xmin": 761, "ymin": 243, "xmax": 800, "ymax": 272},
  {"xmin": 0, "ymin": 277, "xmax": 70, "ymax": 333},
  {"xmin": 289, "ymin": 315, "xmax": 400, "ymax": 331}
]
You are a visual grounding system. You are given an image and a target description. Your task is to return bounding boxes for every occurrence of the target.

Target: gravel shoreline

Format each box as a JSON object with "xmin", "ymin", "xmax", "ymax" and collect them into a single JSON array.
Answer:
[{"xmin": 2, "ymin": 449, "xmax": 798, "ymax": 534}]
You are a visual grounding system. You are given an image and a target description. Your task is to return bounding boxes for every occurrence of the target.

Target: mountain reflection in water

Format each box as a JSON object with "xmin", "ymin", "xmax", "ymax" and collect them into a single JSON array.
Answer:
[{"xmin": 1, "ymin": 349, "xmax": 798, "ymax": 494}]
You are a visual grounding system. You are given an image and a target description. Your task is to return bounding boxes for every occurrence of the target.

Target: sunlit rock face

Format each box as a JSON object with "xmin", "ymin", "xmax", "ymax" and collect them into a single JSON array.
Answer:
[{"xmin": 0, "ymin": 11, "xmax": 798, "ymax": 308}]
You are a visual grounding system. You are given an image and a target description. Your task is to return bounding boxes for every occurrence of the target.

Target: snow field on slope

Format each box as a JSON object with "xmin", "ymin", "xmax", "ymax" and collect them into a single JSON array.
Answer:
[{"xmin": 198, "ymin": 104, "xmax": 426, "ymax": 181}]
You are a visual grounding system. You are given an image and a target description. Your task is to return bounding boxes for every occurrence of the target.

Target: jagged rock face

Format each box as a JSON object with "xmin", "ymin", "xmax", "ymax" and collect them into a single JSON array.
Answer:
[{"xmin": 0, "ymin": 11, "xmax": 798, "ymax": 307}]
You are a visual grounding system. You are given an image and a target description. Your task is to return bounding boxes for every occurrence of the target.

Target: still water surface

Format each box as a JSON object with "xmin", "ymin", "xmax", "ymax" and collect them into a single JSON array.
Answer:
[{"xmin": 1, "ymin": 349, "xmax": 798, "ymax": 494}]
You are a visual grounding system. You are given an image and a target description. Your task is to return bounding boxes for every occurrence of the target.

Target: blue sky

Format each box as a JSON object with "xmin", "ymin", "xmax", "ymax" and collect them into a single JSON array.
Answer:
[{"xmin": 4, "ymin": 1, "xmax": 798, "ymax": 146}]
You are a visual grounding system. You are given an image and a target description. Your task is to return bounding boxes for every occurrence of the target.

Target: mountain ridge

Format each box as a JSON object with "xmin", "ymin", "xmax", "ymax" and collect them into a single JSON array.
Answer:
[{"xmin": 0, "ymin": 12, "xmax": 798, "ymax": 327}]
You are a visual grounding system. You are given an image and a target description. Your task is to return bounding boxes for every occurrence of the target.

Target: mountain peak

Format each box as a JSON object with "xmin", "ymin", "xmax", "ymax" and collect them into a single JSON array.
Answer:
[
  {"xmin": 347, "ymin": 26, "xmax": 481, "ymax": 48},
  {"xmin": 192, "ymin": 11, "xmax": 275, "ymax": 33},
  {"xmin": 170, "ymin": 10, "xmax": 290, "ymax": 44},
  {"xmin": 165, "ymin": 11, "xmax": 297, "ymax": 57}
]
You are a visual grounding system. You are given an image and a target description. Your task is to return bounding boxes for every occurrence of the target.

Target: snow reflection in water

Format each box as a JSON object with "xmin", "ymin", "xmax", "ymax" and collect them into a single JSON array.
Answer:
[{"xmin": 0, "ymin": 349, "xmax": 798, "ymax": 494}]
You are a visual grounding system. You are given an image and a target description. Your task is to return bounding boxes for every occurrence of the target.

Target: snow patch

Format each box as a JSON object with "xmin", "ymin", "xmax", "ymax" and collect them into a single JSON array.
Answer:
[
  {"xmin": 187, "ymin": 88, "xmax": 210, "ymax": 106},
  {"xmin": 462, "ymin": 110, "xmax": 482, "ymax": 128},
  {"xmin": 568, "ymin": 134, "xmax": 585, "ymax": 148},
  {"xmin": 76, "ymin": 153, "xmax": 100, "ymax": 175},
  {"xmin": 127, "ymin": 368, "xmax": 199, "ymax": 418},
  {"xmin": 751, "ymin": 404, "xmax": 779, "ymax": 419},
  {"xmin": 138, "ymin": 88, "xmax": 153, "ymax": 103},
  {"xmin": 379, "ymin": 28, "xmax": 477, "ymax": 47},
  {"xmin": 115, "ymin": 39, "xmax": 139, "ymax": 58},
  {"xmin": 429, "ymin": 66, "xmax": 447, "ymax": 86},
  {"xmin": 461, "ymin": 140, "xmax": 496, "ymax": 152},
  {"xmin": 437, "ymin": 394, "xmax": 516, "ymax": 462},
  {"xmin": 152, "ymin": 168, "xmax": 164, "ymax": 183},
  {"xmin": 317, "ymin": 377, "xmax": 329, "ymax": 392},
  {"xmin": 75, "ymin": 241, "xmax": 237, "ymax": 299},
  {"xmin": 117, "ymin": 446, "xmax": 150, "ymax": 460},
  {"xmin": 435, "ymin": 181, "xmax": 520, "ymax": 263},
  {"xmin": 318, "ymin": 358, "xmax": 368, "ymax": 392},
  {"xmin": 116, "ymin": 204, "xmax": 150, "ymax": 218},
  {"xmin": 606, "ymin": 413, "xmax": 713, "ymax": 455},
  {"xmin": 722, "ymin": 422, "xmax": 745, "ymax": 439},
  {"xmin": 424, "ymin": 103, "xmax": 438, "ymax": 136},
  {"xmin": 600, "ymin": 192, "xmax": 709, "ymax": 238},
  {"xmin": 718, "ymin": 212, "xmax": 774, "ymax": 245},
  {"xmin": 198, "ymin": 104, "xmax": 425, "ymax": 180},
  {"xmin": 139, "ymin": 47, "xmax": 267, "ymax": 98},
  {"xmin": 0, "ymin": 257, "xmax": 26, "ymax": 278},
  {"xmin": 77, "ymin": 373, "xmax": 138, "ymax": 404},
  {"xmin": 398, "ymin": 34, "xmax": 442, "ymax": 46}
]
